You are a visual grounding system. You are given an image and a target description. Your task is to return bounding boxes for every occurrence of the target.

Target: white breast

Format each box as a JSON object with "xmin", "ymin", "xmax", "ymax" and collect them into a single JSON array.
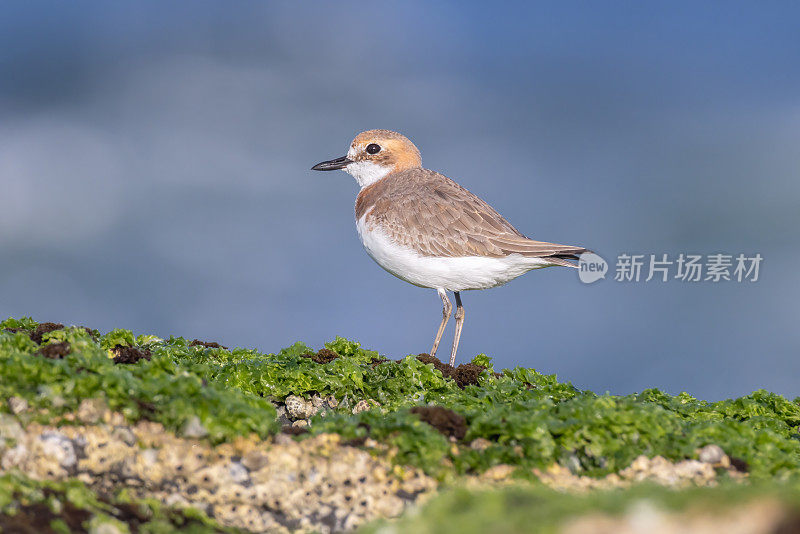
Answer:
[{"xmin": 355, "ymin": 213, "xmax": 553, "ymax": 291}]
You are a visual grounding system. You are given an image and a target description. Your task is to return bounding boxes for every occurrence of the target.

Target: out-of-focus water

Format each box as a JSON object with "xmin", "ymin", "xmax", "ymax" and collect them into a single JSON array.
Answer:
[{"xmin": 1, "ymin": 2, "xmax": 799, "ymax": 399}]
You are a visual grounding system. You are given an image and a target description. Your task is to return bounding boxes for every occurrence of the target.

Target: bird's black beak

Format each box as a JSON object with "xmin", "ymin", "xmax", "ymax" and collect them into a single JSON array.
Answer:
[{"xmin": 311, "ymin": 156, "xmax": 352, "ymax": 171}]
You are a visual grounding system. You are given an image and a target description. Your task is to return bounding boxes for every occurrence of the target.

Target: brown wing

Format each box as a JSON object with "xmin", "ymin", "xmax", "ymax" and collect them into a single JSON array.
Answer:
[{"xmin": 358, "ymin": 169, "xmax": 587, "ymax": 262}]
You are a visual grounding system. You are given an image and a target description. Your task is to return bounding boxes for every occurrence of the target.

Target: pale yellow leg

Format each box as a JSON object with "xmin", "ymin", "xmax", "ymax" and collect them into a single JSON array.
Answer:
[
  {"xmin": 450, "ymin": 291, "xmax": 465, "ymax": 366},
  {"xmin": 430, "ymin": 288, "xmax": 452, "ymax": 358}
]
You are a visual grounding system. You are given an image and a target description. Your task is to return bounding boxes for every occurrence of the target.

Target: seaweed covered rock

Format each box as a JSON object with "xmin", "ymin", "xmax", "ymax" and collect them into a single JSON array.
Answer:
[{"xmin": 3, "ymin": 317, "xmax": 800, "ymax": 533}]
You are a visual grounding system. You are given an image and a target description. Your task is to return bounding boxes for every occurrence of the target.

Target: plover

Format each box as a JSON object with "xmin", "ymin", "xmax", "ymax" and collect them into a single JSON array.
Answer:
[{"xmin": 312, "ymin": 130, "xmax": 587, "ymax": 366}]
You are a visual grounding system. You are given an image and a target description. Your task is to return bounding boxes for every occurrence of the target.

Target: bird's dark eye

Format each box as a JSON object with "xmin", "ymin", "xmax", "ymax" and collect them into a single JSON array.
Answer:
[{"xmin": 366, "ymin": 143, "xmax": 381, "ymax": 155}]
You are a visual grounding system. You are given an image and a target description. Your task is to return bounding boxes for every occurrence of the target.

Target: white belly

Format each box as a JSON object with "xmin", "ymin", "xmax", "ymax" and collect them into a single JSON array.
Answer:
[{"xmin": 356, "ymin": 214, "xmax": 553, "ymax": 291}]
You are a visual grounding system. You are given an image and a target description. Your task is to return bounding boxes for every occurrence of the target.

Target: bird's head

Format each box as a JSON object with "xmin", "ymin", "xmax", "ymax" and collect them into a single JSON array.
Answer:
[{"xmin": 311, "ymin": 129, "xmax": 422, "ymax": 187}]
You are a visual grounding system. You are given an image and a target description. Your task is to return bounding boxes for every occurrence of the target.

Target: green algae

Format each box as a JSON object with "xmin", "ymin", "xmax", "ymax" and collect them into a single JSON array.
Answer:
[
  {"xmin": 311, "ymin": 368, "xmax": 800, "ymax": 480},
  {"xmin": 0, "ymin": 319, "xmax": 278, "ymax": 443},
  {"xmin": 2, "ymin": 316, "xmax": 800, "ymax": 482}
]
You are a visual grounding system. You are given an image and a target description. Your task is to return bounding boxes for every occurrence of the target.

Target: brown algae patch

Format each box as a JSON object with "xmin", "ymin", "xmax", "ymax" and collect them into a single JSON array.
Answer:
[
  {"xmin": 0, "ymin": 489, "xmax": 92, "ymax": 533},
  {"xmin": 111, "ymin": 345, "xmax": 152, "ymax": 364},
  {"xmin": 416, "ymin": 354, "xmax": 485, "ymax": 388},
  {"xmin": 301, "ymin": 348, "xmax": 340, "ymax": 364},
  {"xmin": 29, "ymin": 322, "xmax": 66, "ymax": 344},
  {"xmin": 5, "ymin": 321, "xmax": 65, "ymax": 344},
  {"xmin": 37, "ymin": 341, "xmax": 72, "ymax": 359},
  {"xmin": 410, "ymin": 406, "xmax": 467, "ymax": 440}
]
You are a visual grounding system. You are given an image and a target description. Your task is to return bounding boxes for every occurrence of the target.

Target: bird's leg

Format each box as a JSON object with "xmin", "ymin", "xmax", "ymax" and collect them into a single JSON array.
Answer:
[
  {"xmin": 430, "ymin": 288, "xmax": 452, "ymax": 358},
  {"xmin": 450, "ymin": 292, "xmax": 465, "ymax": 366}
]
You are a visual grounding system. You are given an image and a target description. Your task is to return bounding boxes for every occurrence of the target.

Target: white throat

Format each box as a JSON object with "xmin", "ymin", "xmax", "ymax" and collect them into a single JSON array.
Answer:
[
  {"xmin": 344, "ymin": 146, "xmax": 391, "ymax": 187},
  {"xmin": 344, "ymin": 161, "xmax": 391, "ymax": 188}
]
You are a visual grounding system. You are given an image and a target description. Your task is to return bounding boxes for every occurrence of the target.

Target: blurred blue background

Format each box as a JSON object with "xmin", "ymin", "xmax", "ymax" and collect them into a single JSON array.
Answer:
[{"xmin": 1, "ymin": 2, "xmax": 798, "ymax": 399}]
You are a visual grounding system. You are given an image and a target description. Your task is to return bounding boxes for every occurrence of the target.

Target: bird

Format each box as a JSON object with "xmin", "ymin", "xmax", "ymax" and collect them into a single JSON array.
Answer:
[{"xmin": 312, "ymin": 130, "xmax": 587, "ymax": 366}]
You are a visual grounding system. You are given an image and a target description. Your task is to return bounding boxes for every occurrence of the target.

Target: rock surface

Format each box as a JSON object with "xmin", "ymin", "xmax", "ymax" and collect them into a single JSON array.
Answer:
[
  {"xmin": 0, "ymin": 415, "xmax": 435, "ymax": 533},
  {"xmin": 533, "ymin": 453, "xmax": 744, "ymax": 492}
]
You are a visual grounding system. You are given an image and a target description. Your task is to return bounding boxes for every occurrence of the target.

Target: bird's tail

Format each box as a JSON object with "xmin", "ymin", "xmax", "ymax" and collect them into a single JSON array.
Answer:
[
  {"xmin": 544, "ymin": 247, "xmax": 590, "ymax": 268},
  {"xmin": 500, "ymin": 237, "xmax": 590, "ymax": 268}
]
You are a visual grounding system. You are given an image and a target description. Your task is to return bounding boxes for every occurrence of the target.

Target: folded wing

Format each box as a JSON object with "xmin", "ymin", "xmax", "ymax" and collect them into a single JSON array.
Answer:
[{"xmin": 364, "ymin": 169, "xmax": 587, "ymax": 265}]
